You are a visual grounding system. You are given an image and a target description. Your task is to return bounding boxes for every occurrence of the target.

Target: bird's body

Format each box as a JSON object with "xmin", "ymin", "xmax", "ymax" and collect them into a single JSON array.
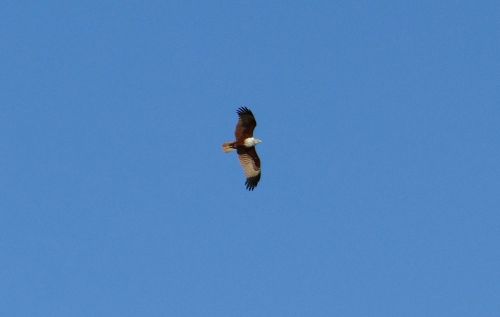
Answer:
[{"xmin": 222, "ymin": 107, "xmax": 262, "ymax": 191}]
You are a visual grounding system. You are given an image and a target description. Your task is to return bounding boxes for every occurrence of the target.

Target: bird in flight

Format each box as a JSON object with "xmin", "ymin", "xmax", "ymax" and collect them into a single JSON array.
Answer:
[{"xmin": 222, "ymin": 107, "xmax": 262, "ymax": 191}]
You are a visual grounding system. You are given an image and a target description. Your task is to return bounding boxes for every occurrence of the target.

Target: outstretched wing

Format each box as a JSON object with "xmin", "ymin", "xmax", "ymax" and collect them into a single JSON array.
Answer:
[
  {"xmin": 237, "ymin": 146, "xmax": 261, "ymax": 191},
  {"xmin": 235, "ymin": 107, "xmax": 257, "ymax": 141}
]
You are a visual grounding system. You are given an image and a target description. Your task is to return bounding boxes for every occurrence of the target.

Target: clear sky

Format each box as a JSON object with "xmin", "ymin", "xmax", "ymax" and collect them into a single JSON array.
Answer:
[{"xmin": 1, "ymin": 1, "xmax": 499, "ymax": 316}]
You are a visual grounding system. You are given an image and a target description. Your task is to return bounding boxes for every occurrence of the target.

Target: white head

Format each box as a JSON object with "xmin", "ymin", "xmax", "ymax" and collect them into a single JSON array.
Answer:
[{"xmin": 244, "ymin": 137, "xmax": 262, "ymax": 147}]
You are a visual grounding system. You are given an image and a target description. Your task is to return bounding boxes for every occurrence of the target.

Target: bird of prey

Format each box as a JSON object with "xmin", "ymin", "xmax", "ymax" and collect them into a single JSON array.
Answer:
[{"xmin": 222, "ymin": 107, "xmax": 262, "ymax": 191}]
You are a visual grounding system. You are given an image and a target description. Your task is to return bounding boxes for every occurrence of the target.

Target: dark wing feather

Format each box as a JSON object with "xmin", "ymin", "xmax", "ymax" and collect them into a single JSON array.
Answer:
[
  {"xmin": 237, "ymin": 146, "xmax": 261, "ymax": 191},
  {"xmin": 235, "ymin": 107, "xmax": 257, "ymax": 141}
]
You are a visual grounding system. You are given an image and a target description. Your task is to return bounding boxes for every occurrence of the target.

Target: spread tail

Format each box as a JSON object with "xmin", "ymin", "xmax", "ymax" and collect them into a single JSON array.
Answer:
[{"xmin": 222, "ymin": 142, "xmax": 235, "ymax": 153}]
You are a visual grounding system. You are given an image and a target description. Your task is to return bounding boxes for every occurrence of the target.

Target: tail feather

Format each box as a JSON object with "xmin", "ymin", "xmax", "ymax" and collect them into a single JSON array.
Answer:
[{"xmin": 222, "ymin": 142, "xmax": 235, "ymax": 153}]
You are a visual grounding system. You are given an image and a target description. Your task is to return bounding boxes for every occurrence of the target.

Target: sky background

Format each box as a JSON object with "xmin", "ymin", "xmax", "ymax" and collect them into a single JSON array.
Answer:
[{"xmin": 1, "ymin": 1, "xmax": 499, "ymax": 316}]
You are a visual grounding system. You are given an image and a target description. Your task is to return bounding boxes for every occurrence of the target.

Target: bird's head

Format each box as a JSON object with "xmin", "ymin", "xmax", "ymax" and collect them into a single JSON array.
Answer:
[{"xmin": 244, "ymin": 137, "xmax": 262, "ymax": 147}]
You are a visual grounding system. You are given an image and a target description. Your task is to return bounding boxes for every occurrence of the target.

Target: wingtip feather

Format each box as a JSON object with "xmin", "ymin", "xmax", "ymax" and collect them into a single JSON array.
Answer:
[
  {"xmin": 237, "ymin": 106, "xmax": 253, "ymax": 117},
  {"xmin": 245, "ymin": 174, "xmax": 261, "ymax": 191}
]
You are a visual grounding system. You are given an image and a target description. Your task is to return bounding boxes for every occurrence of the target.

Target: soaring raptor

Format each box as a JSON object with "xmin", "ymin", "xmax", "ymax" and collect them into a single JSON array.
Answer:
[{"xmin": 222, "ymin": 107, "xmax": 262, "ymax": 191}]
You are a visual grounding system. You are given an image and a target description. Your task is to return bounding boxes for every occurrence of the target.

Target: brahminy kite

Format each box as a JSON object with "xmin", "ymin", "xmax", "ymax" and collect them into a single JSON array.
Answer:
[{"xmin": 222, "ymin": 107, "xmax": 262, "ymax": 191}]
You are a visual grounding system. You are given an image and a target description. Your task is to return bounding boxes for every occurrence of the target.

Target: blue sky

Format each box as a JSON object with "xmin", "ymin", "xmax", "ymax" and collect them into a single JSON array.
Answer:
[{"xmin": 1, "ymin": 1, "xmax": 499, "ymax": 316}]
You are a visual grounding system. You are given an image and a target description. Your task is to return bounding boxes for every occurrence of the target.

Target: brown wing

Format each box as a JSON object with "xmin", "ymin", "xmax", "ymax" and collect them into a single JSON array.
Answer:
[
  {"xmin": 234, "ymin": 107, "xmax": 257, "ymax": 141},
  {"xmin": 237, "ymin": 146, "xmax": 261, "ymax": 191}
]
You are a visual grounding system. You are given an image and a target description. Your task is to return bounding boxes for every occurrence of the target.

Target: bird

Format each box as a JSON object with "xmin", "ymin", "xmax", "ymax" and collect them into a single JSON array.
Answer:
[{"xmin": 222, "ymin": 107, "xmax": 262, "ymax": 191}]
